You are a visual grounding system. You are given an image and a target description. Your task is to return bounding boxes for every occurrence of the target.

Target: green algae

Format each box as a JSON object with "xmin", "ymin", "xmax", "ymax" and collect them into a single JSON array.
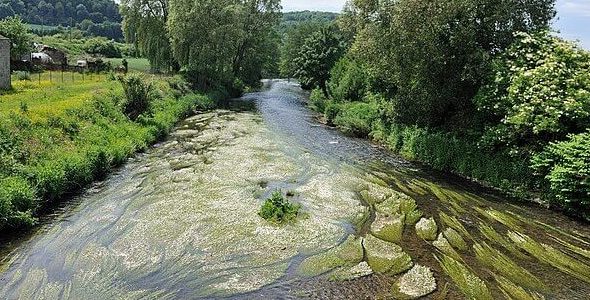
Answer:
[
  {"xmin": 551, "ymin": 235, "xmax": 590, "ymax": 260},
  {"xmin": 508, "ymin": 232, "xmax": 590, "ymax": 284},
  {"xmin": 364, "ymin": 234, "xmax": 413, "ymax": 275},
  {"xmin": 360, "ymin": 185, "xmax": 392, "ymax": 205},
  {"xmin": 415, "ymin": 217, "xmax": 438, "ymax": 241},
  {"xmin": 475, "ymin": 207, "xmax": 524, "ymax": 232},
  {"xmin": 375, "ymin": 195, "xmax": 402, "ymax": 215},
  {"xmin": 443, "ymin": 228, "xmax": 468, "ymax": 251},
  {"xmin": 433, "ymin": 233, "xmax": 463, "ymax": 262},
  {"xmin": 478, "ymin": 223, "xmax": 528, "ymax": 260},
  {"xmin": 435, "ymin": 254, "xmax": 493, "ymax": 300},
  {"xmin": 439, "ymin": 212, "xmax": 472, "ymax": 240},
  {"xmin": 391, "ymin": 264, "xmax": 437, "ymax": 299},
  {"xmin": 473, "ymin": 242, "xmax": 546, "ymax": 291},
  {"xmin": 297, "ymin": 235, "xmax": 364, "ymax": 277},
  {"xmin": 371, "ymin": 213, "xmax": 406, "ymax": 243},
  {"xmin": 494, "ymin": 275, "xmax": 546, "ymax": 300},
  {"xmin": 405, "ymin": 209, "xmax": 423, "ymax": 225}
]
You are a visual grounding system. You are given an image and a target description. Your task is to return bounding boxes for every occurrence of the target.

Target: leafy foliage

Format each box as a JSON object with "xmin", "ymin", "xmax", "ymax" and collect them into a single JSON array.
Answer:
[
  {"xmin": 531, "ymin": 132, "xmax": 590, "ymax": 219},
  {"xmin": 118, "ymin": 74, "xmax": 155, "ymax": 120},
  {"xmin": 293, "ymin": 26, "xmax": 345, "ymax": 95},
  {"xmin": 259, "ymin": 190, "xmax": 301, "ymax": 224},
  {"xmin": 83, "ymin": 37, "xmax": 122, "ymax": 58},
  {"xmin": 476, "ymin": 31, "xmax": 590, "ymax": 152},
  {"xmin": 0, "ymin": 16, "xmax": 32, "ymax": 59}
]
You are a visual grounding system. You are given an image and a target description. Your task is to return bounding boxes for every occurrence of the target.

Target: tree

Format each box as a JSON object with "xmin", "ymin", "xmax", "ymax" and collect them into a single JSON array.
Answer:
[
  {"xmin": 0, "ymin": 16, "xmax": 32, "ymax": 60},
  {"xmin": 293, "ymin": 26, "xmax": 345, "ymax": 96},
  {"xmin": 279, "ymin": 21, "xmax": 326, "ymax": 78},
  {"xmin": 120, "ymin": 0, "xmax": 174, "ymax": 72}
]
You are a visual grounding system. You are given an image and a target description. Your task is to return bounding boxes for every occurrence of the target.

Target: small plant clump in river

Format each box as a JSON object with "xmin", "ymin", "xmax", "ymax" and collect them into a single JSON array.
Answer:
[{"xmin": 259, "ymin": 190, "xmax": 301, "ymax": 224}]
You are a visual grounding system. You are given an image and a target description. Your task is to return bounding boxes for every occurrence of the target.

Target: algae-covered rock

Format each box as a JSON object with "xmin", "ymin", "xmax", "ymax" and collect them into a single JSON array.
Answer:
[
  {"xmin": 330, "ymin": 262, "xmax": 374, "ymax": 281},
  {"xmin": 360, "ymin": 184, "xmax": 392, "ymax": 205},
  {"xmin": 371, "ymin": 213, "xmax": 405, "ymax": 243},
  {"xmin": 443, "ymin": 228, "xmax": 468, "ymax": 251},
  {"xmin": 297, "ymin": 235, "xmax": 364, "ymax": 277},
  {"xmin": 405, "ymin": 209, "xmax": 423, "ymax": 225},
  {"xmin": 392, "ymin": 265, "xmax": 437, "ymax": 299},
  {"xmin": 375, "ymin": 196, "xmax": 402, "ymax": 215},
  {"xmin": 433, "ymin": 233, "xmax": 462, "ymax": 262},
  {"xmin": 364, "ymin": 235, "xmax": 413, "ymax": 275},
  {"xmin": 415, "ymin": 218, "xmax": 438, "ymax": 241}
]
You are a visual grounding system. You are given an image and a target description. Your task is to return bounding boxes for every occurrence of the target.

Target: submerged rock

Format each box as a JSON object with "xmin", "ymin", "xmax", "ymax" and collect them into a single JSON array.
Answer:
[
  {"xmin": 371, "ymin": 213, "xmax": 405, "ymax": 243},
  {"xmin": 393, "ymin": 265, "xmax": 437, "ymax": 299},
  {"xmin": 297, "ymin": 235, "xmax": 364, "ymax": 277},
  {"xmin": 415, "ymin": 218, "xmax": 438, "ymax": 241},
  {"xmin": 443, "ymin": 227, "xmax": 468, "ymax": 251},
  {"xmin": 364, "ymin": 235, "xmax": 413, "ymax": 275},
  {"xmin": 360, "ymin": 184, "xmax": 392, "ymax": 205},
  {"xmin": 330, "ymin": 262, "xmax": 374, "ymax": 281}
]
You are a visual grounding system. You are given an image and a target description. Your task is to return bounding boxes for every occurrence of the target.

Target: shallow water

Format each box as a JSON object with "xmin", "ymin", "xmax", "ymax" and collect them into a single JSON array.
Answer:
[{"xmin": 1, "ymin": 80, "xmax": 589, "ymax": 299}]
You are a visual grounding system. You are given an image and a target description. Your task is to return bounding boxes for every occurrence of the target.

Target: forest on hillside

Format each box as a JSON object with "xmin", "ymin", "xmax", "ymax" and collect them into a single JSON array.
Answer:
[{"xmin": 0, "ymin": 0, "xmax": 122, "ymax": 39}]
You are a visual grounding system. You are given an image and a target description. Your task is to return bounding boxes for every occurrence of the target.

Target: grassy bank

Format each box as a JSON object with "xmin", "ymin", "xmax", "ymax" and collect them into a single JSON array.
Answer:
[{"xmin": 0, "ymin": 73, "xmax": 216, "ymax": 231}]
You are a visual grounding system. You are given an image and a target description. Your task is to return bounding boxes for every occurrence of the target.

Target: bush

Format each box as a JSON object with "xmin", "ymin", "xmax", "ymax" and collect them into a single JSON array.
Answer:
[
  {"xmin": 324, "ymin": 101, "xmax": 340, "ymax": 125},
  {"xmin": 476, "ymin": 31, "xmax": 590, "ymax": 152},
  {"xmin": 0, "ymin": 176, "xmax": 36, "ymax": 229},
  {"xmin": 328, "ymin": 57, "xmax": 368, "ymax": 102},
  {"xmin": 259, "ymin": 190, "xmax": 301, "ymax": 224},
  {"xmin": 83, "ymin": 37, "xmax": 122, "ymax": 58},
  {"xmin": 118, "ymin": 74, "xmax": 155, "ymax": 120},
  {"xmin": 334, "ymin": 101, "xmax": 379, "ymax": 137},
  {"xmin": 531, "ymin": 132, "xmax": 590, "ymax": 220}
]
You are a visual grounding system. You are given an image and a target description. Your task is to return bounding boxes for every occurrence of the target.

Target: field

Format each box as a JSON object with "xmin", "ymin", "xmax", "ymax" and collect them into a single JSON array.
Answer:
[
  {"xmin": 104, "ymin": 58, "xmax": 152, "ymax": 72},
  {"xmin": 1, "ymin": 72, "xmax": 119, "ymax": 122}
]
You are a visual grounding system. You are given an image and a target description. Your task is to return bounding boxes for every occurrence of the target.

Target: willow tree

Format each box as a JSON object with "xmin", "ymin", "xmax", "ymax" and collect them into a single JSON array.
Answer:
[
  {"xmin": 167, "ymin": 0, "xmax": 281, "ymax": 89},
  {"xmin": 120, "ymin": 0, "xmax": 176, "ymax": 72}
]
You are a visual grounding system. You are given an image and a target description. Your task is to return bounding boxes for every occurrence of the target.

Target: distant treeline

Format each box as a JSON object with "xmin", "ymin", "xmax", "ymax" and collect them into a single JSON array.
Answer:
[{"xmin": 0, "ymin": 0, "xmax": 123, "ymax": 40}]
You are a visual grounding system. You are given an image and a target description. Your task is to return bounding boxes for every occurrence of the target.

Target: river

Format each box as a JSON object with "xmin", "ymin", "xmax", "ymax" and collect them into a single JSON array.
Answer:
[{"xmin": 1, "ymin": 80, "xmax": 589, "ymax": 299}]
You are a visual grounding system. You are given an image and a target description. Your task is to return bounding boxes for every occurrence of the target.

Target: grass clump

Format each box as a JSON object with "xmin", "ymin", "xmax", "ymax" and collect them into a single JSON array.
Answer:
[
  {"xmin": 259, "ymin": 190, "xmax": 301, "ymax": 224},
  {"xmin": 435, "ymin": 253, "xmax": 493, "ymax": 300}
]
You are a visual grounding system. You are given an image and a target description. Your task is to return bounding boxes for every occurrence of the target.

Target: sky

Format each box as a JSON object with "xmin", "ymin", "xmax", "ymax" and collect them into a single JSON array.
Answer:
[{"xmin": 282, "ymin": 0, "xmax": 590, "ymax": 49}]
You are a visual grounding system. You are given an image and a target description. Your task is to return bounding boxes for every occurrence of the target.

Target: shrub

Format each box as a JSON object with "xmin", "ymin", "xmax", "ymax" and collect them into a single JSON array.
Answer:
[
  {"xmin": 531, "ymin": 131, "xmax": 590, "ymax": 220},
  {"xmin": 328, "ymin": 57, "xmax": 368, "ymax": 102},
  {"xmin": 0, "ymin": 176, "xmax": 36, "ymax": 229},
  {"xmin": 118, "ymin": 74, "xmax": 155, "ymax": 120},
  {"xmin": 334, "ymin": 101, "xmax": 379, "ymax": 137},
  {"xmin": 324, "ymin": 101, "xmax": 340, "ymax": 125},
  {"xmin": 259, "ymin": 190, "xmax": 301, "ymax": 224},
  {"xmin": 476, "ymin": 31, "xmax": 590, "ymax": 152},
  {"xmin": 83, "ymin": 37, "xmax": 123, "ymax": 58},
  {"xmin": 309, "ymin": 88, "xmax": 328, "ymax": 113}
]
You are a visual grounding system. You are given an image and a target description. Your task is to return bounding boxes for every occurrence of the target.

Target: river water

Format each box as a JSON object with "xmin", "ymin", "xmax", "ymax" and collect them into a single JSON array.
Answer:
[{"xmin": 1, "ymin": 80, "xmax": 589, "ymax": 299}]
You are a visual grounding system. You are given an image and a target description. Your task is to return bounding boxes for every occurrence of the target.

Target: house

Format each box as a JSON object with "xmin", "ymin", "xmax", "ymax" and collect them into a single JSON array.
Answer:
[{"xmin": 0, "ymin": 34, "xmax": 10, "ymax": 90}]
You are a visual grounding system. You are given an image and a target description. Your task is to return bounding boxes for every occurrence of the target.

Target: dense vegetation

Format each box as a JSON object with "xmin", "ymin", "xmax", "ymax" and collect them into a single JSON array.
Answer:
[
  {"xmin": 290, "ymin": 0, "xmax": 590, "ymax": 220},
  {"xmin": 0, "ymin": 74, "xmax": 215, "ymax": 231},
  {"xmin": 120, "ymin": 0, "xmax": 281, "ymax": 88},
  {"xmin": 0, "ymin": 0, "xmax": 123, "ymax": 40}
]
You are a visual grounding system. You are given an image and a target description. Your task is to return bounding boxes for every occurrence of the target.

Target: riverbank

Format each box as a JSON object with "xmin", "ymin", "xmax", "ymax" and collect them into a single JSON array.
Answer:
[
  {"xmin": 0, "ymin": 73, "xmax": 217, "ymax": 231},
  {"xmin": 306, "ymin": 91, "xmax": 575, "ymax": 218}
]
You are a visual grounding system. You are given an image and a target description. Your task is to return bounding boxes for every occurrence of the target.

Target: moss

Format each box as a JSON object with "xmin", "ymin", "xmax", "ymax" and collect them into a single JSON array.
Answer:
[
  {"xmin": 415, "ymin": 217, "xmax": 438, "ymax": 241},
  {"xmin": 443, "ymin": 228, "xmax": 468, "ymax": 251},
  {"xmin": 371, "ymin": 213, "xmax": 405, "ymax": 243},
  {"xmin": 365, "ymin": 234, "xmax": 413, "ymax": 275},
  {"xmin": 473, "ymin": 242, "xmax": 546, "ymax": 291},
  {"xmin": 405, "ymin": 209, "xmax": 423, "ymax": 225},
  {"xmin": 509, "ymin": 231, "xmax": 590, "ymax": 284},
  {"xmin": 359, "ymin": 184, "xmax": 392, "ymax": 205},
  {"xmin": 435, "ymin": 253, "xmax": 493, "ymax": 300},
  {"xmin": 475, "ymin": 207, "xmax": 524, "ymax": 232}
]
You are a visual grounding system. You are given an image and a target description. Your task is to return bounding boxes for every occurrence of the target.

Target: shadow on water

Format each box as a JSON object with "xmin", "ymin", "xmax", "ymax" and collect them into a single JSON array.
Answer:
[{"xmin": 1, "ymin": 79, "xmax": 589, "ymax": 300}]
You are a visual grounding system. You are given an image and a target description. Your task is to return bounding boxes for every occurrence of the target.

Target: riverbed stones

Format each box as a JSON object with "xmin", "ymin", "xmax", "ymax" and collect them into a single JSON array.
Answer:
[
  {"xmin": 415, "ymin": 218, "xmax": 438, "ymax": 241},
  {"xmin": 433, "ymin": 233, "xmax": 463, "ymax": 261},
  {"xmin": 360, "ymin": 184, "xmax": 393, "ymax": 205},
  {"xmin": 364, "ymin": 235, "xmax": 413, "ymax": 274},
  {"xmin": 371, "ymin": 213, "xmax": 405, "ymax": 243},
  {"xmin": 392, "ymin": 265, "xmax": 437, "ymax": 299},
  {"xmin": 330, "ymin": 262, "xmax": 374, "ymax": 281},
  {"xmin": 297, "ymin": 236, "xmax": 364, "ymax": 277}
]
